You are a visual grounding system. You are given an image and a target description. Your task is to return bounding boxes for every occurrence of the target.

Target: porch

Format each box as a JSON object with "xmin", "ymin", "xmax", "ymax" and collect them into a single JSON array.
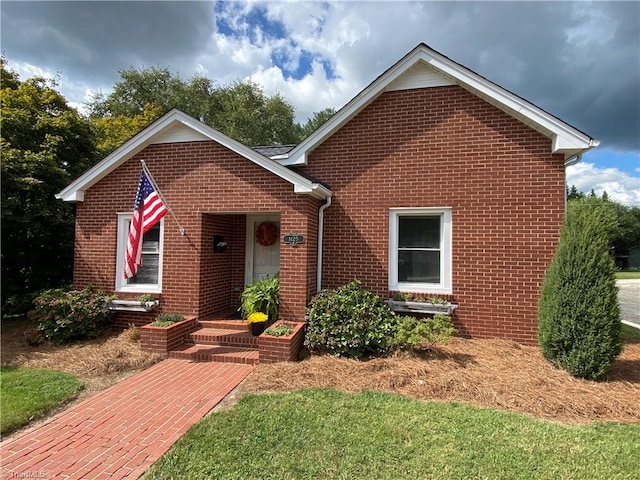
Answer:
[{"xmin": 140, "ymin": 315, "xmax": 305, "ymax": 365}]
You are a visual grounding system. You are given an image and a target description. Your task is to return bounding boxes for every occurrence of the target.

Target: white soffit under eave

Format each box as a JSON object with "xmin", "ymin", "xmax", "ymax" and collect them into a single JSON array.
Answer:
[
  {"xmin": 150, "ymin": 122, "xmax": 210, "ymax": 144},
  {"xmin": 386, "ymin": 62, "xmax": 455, "ymax": 91}
]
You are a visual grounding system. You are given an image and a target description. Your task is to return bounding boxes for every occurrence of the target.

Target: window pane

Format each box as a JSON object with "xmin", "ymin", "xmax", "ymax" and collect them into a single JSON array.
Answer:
[
  {"xmin": 127, "ymin": 224, "xmax": 160, "ymax": 285},
  {"xmin": 398, "ymin": 250, "xmax": 440, "ymax": 283},
  {"xmin": 399, "ymin": 217, "xmax": 440, "ymax": 248},
  {"xmin": 142, "ymin": 225, "xmax": 160, "ymax": 253},
  {"xmin": 128, "ymin": 254, "xmax": 159, "ymax": 284}
]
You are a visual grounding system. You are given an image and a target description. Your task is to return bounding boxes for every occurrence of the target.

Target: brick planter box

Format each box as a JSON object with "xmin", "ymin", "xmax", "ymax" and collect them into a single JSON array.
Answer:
[
  {"xmin": 258, "ymin": 322, "xmax": 306, "ymax": 364},
  {"xmin": 140, "ymin": 316, "xmax": 197, "ymax": 358}
]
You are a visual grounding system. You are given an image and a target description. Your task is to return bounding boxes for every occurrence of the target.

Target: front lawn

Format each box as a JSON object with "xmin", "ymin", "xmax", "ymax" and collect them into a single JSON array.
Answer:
[
  {"xmin": 144, "ymin": 388, "xmax": 640, "ymax": 480},
  {"xmin": 0, "ymin": 365, "xmax": 84, "ymax": 436},
  {"xmin": 616, "ymin": 270, "xmax": 640, "ymax": 279}
]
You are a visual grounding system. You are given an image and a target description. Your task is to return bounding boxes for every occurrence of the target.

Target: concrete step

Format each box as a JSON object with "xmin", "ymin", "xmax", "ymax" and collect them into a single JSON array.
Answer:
[
  {"xmin": 188, "ymin": 327, "xmax": 258, "ymax": 349},
  {"xmin": 168, "ymin": 344, "xmax": 259, "ymax": 365}
]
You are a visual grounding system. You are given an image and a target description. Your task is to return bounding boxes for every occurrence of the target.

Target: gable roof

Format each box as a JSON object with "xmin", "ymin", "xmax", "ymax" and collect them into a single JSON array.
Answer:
[
  {"xmin": 56, "ymin": 109, "xmax": 331, "ymax": 202},
  {"xmin": 280, "ymin": 43, "xmax": 598, "ymax": 166}
]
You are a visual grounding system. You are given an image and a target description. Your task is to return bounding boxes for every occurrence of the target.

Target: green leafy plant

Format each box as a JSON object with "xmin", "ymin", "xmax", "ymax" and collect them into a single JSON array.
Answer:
[
  {"xmin": 151, "ymin": 312, "xmax": 184, "ymax": 327},
  {"xmin": 264, "ymin": 323, "xmax": 294, "ymax": 337},
  {"xmin": 393, "ymin": 314, "xmax": 456, "ymax": 350},
  {"xmin": 427, "ymin": 296, "xmax": 447, "ymax": 305},
  {"xmin": 538, "ymin": 197, "xmax": 622, "ymax": 380},
  {"xmin": 29, "ymin": 286, "xmax": 115, "ymax": 344},
  {"xmin": 137, "ymin": 294, "xmax": 155, "ymax": 303},
  {"xmin": 392, "ymin": 292, "xmax": 414, "ymax": 301},
  {"xmin": 305, "ymin": 280, "xmax": 398, "ymax": 358},
  {"xmin": 240, "ymin": 275, "xmax": 279, "ymax": 323}
]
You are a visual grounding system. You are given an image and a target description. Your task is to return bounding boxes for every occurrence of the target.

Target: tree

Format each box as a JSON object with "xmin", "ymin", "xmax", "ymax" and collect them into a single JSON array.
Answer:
[
  {"xmin": 91, "ymin": 103, "xmax": 163, "ymax": 158},
  {"xmin": 299, "ymin": 107, "xmax": 336, "ymax": 139},
  {"xmin": 1, "ymin": 60, "xmax": 96, "ymax": 313},
  {"xmin": 210, "ymin": 80, "xmax": 300, "ymax": 145},
  {"xmin": 566, "ymin": 184, "xmax": 584, "ymax": 201},
  {"xmin": 89, "ymin": 67, "xmax": 301, "ymax": 146},
  {"xmin": 538, "ymin": 197, "xmax": 622, "ymax": 380}
]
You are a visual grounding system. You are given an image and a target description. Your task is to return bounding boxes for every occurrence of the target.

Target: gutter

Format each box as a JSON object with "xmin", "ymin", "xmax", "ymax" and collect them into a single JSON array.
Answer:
[{"xmin": 317, "ymin": 196, "xmax": 332, "ymax": 292}]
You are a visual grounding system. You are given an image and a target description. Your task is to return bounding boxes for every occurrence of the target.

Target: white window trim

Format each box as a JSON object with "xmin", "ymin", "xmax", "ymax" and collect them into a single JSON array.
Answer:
[
  {"xmin": 115, "ymin": 213, "xmax": 164, "ymax": 294},
  {"xmin": 389, "ymin": 207, "xmax": 452, "ymax": 294}
]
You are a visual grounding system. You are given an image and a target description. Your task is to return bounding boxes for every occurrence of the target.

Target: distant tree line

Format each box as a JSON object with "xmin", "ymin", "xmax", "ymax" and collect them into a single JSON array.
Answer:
[
  {"xmin": 567, "ymin": 184, "xmax": 640, "ymax": 267},
  {"xmin": 1, "ymin": 59, "xmax": 335, "ymax": 314}
]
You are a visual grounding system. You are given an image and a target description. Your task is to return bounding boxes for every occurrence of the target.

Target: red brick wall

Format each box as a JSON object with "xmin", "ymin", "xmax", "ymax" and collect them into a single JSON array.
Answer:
[
  {"xmin": 73, "ymin": 141, "xmax": 318, "ymax": 323},
  {"xmin": 303, "ymin": 86, "xmax": 566, "ymax": 344}
]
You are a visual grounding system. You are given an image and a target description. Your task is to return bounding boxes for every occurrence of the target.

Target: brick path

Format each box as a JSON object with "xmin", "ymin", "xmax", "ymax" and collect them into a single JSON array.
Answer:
[{"xmin": 0, "ymin": 360, "xmax": 253, "ymax": 479}]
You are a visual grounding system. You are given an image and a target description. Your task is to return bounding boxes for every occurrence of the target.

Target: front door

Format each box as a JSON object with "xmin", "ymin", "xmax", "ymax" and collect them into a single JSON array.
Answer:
[{"xmin": 245, "ymin": 214, "xmax": 280, "ymax": 284}]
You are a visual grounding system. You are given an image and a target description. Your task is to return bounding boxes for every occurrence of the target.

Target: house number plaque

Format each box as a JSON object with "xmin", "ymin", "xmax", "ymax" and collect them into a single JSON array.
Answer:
[{"xmin": 283, "ymin": 233, "xmax": 304, "ymax": 247}]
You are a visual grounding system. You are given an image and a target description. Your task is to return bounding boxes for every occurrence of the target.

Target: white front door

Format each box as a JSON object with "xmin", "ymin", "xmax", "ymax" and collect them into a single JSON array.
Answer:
[{"xmin": 245, "ymin": 215, "xmax": 280, "ymax": 285}]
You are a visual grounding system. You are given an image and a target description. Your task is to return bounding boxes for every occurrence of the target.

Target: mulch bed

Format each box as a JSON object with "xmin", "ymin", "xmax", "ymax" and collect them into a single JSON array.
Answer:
[{"xmin": 245, "ymin": 337, "xmax": 640, "ymax": 424}]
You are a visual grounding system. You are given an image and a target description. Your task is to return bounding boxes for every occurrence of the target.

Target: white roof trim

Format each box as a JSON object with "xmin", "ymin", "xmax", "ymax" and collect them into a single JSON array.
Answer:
[
  {"xmin": 282, "ymin": 44, "xmax": 597, "ymax": 166},
  {"xmin": 56, "ymin": 109, "xmax": 331, "ymax": 202}
]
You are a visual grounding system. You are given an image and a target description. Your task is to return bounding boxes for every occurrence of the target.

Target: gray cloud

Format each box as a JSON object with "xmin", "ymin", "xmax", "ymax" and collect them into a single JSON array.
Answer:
[
  {"xmin": 1, "ymin": 1, "xmax": 214, "ymax": 83},
  {"xmin": 1, "ymin": 1, "xmax": 638, "ymax": 153}
]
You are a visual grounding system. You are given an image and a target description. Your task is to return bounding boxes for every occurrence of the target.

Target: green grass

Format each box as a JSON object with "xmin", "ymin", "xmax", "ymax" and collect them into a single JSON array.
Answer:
[
  {"xmin": 616, "ymin": 270, "xmax": 640, "ymax": 279},
  {"xmin": 0, "ymin": 365, "xmax": 84, "ymax": 436},
  {"xmin": 144, "ymin": 389, "xmax": 640, "ymax": 480},
  {"xmin": 622, "ymin": 323, "xmax": 640, "ymax": 341}
]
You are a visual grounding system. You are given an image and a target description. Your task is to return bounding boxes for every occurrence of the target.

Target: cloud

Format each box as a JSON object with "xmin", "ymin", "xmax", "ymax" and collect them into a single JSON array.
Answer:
[
  {"xmin": 1, "ymin": 1, "xmax": 638, "ymax": 152},
  {"xmin": 567, "ymin": 162, "xmax": 640, "ymax": 206}
]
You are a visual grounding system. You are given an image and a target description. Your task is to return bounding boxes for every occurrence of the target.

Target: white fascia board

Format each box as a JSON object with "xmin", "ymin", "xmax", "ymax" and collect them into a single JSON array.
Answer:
[
  {"xmin": 287, "ymin": 44, "xmax": 596, "ymax": 166},
  {"xmin": 419, "ymin": 50, "xmax": 595, "ymax": 151},
  {"xmin": 286, "ymin": 53, "xmax": 421, "ymax": 165},
  {"xmin": 56, "ymin": 110, "xmax": 189, "ymax": 201},
  {"xmin": 56, "ymin": 109, "xmax": 331, "ymax": 202}
]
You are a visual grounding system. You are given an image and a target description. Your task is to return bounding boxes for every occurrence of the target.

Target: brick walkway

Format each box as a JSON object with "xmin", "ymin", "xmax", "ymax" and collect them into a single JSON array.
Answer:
[{"xmin": 1, "ymin": 360, "xmax": 253, "ymax": 479}]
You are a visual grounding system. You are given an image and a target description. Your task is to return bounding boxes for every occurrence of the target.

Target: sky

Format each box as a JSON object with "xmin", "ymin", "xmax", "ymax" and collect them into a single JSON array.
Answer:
[{"xmin": 1, "ymin": 1, "xmax": 639, "ymax": 205}]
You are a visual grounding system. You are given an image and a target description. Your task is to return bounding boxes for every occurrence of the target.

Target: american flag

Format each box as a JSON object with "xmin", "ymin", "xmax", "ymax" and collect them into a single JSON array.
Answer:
[{"xmin": 124, "ymin": 169, "xmax": 168, "ymax": 279}]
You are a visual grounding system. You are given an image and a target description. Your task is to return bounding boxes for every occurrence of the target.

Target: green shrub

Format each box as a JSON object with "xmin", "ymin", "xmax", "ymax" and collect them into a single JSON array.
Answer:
[
  {"xmin": 151, "ymin": 312, "xmax": 184, "ymax": 327},
  {"xmin": 538, "ymin": 197, "xmax": 622, "ymax": 380},
  {"xmin": 29, "ymin": 286, "xmax": 115, "ymax": 344},
  {"xmin": 393, "ymin": 314, "xmax": 456, "ymax": 350},
  {"xmin": 264, "ymin": 323, "xmax": 294, "ymax": 337},
  {"xmin": 240, "ymin": 275, "xmax": 279, "ymax": 323},
  {"xmin": 305, "ymin": 280, "xmax": 397, "ymax": 358}
]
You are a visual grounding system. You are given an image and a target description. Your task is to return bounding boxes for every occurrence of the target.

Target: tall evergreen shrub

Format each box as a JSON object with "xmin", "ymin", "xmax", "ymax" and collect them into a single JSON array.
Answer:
[{"xmin": 537, "ymin": 198, "xmax": 622, "ymax": 380}]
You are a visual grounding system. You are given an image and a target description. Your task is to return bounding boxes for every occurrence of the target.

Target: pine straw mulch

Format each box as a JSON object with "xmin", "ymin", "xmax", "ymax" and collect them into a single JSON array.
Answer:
[
  {"xmin": 1, "ymin": 319, "xmax": 161, "ymax": 398},
  {"xmin": 245, "ymin": 337, "xmax": 640, "ymax": 424}
]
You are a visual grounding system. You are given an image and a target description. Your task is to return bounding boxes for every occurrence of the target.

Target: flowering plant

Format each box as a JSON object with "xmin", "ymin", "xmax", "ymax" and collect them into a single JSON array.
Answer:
[{"xmin": 247, "ymin": 312, "xmax": 268, "ymax": 324}]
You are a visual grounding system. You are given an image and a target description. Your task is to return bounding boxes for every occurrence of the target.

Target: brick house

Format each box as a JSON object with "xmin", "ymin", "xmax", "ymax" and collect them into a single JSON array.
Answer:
[{"xmin": 57, "ymin": 44, "xmax": 597, "ymax": 344}]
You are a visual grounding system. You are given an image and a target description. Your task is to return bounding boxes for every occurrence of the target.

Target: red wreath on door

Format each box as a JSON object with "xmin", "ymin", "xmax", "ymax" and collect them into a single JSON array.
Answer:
[{"xmin": 256, "ymin": 222, "xmax": 278, "ymax": 247}]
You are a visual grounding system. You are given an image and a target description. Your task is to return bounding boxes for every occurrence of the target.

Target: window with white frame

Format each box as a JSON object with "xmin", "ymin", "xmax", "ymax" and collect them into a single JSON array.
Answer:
[
  {"xmin": 389, "ymin": 208, "xmax": 452, "ymax": 294},
  {"xmin": 115, "ymin": 214, "xmax": 164, "ymax": 293}
]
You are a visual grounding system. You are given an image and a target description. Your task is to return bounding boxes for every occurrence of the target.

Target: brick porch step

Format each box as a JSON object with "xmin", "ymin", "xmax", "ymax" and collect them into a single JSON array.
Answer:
[
  {"xmin": 168, "ymin": 344, "xmax": 259, "ymax": 365},
  {"xmin": 188, "ymin": 327, "xmax": 258, "ymax": 349},
  {"xmin": 198, "ymin": 319, "xmax": 249, "ymax": 331}
]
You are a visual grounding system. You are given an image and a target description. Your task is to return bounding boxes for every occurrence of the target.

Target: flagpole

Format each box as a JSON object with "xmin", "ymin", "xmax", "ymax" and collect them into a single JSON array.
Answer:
[{"xmin": 140, "ymin": 160, "xmax": 185, "ymax": 236}]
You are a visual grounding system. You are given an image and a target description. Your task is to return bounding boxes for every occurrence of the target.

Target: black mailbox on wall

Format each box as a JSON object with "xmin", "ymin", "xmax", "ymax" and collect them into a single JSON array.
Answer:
[{"xmin": 213, "ymin": 235, "xmax": 228, "ymax": 253}]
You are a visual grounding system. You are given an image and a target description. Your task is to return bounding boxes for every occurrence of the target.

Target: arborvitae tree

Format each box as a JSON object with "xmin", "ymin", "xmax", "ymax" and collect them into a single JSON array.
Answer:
[{"xmin": 538, "ymin": 197, "xmax": 622, "ymax": 380}]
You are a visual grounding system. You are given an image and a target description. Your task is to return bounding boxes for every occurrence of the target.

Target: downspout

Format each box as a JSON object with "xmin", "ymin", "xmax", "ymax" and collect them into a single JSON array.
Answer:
[{"xmin": 317, "ymin": 196, "xmax": 332, "ymax": 292}]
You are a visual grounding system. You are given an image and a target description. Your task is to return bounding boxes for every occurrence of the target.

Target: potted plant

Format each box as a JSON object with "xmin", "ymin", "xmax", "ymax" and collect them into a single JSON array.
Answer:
[
  {"xmin": 239, "ymin": 275, "xmax": 279, "ymax": 325},
  {"xmin": 247, "ymin": 312, "xmax": 268, "ymax": 336}
]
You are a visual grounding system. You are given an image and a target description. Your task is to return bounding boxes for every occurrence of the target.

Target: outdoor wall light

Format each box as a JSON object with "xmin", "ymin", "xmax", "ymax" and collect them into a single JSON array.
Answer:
[{"xmin": 213, "ymin": 235, "xmax": 228, "ymax": 253}]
